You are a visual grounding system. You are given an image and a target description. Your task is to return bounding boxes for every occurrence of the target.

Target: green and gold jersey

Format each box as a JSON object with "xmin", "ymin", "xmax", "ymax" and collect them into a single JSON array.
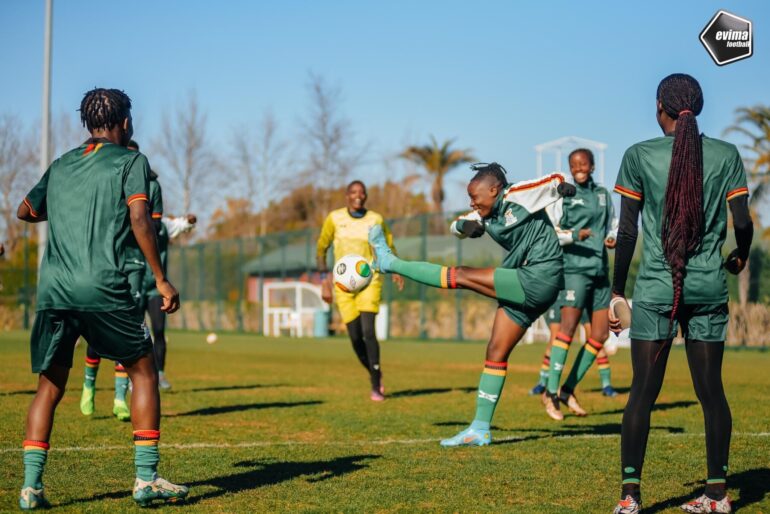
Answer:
[
  {"xmin": 614, "ymin": 135, "xmax": 748, "ymax": 305},
  {"xmin": 451, "ymin": 173, "xmax": 565, "ymax": 289},
  {"xmin": 548, "ymin": 178, "xmax": 616, "ymax": 277},
  {"xmin": 25, "ymin": 140, "xmax": 150, "ymax": 311},
  {"xmin": 317, "ymin": 208, "xmax": 396, "ymax": 285}
]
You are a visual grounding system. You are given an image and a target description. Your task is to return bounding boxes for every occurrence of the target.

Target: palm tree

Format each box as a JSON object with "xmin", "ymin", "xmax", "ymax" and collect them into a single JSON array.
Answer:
[
  {"xmin": 400, "ymin": 136, "xmax": 475, "ymax": 214},
  {"xmin": 724, "ymin": 105, "xmax": 770, "ymax": 306}
]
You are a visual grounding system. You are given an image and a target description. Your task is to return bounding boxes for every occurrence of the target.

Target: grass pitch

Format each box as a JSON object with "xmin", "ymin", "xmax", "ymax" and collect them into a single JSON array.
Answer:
[{"xmin": 0, "ymin": 330, "xmax": 768, "ymax": 513}]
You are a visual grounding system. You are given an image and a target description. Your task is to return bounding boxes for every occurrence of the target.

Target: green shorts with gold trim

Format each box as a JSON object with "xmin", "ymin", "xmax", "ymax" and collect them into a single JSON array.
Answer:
[{"xmin": 630, "ymin": 302, "xmax": 728, "ymax": 342}]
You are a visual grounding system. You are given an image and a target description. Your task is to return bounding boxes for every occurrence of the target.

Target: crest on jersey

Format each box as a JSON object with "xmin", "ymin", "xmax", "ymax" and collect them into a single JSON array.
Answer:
[
  {"xmin": 504, "ymin": 208, "xmax": 518, "ymax": 227},
  {"xmin": 598, "ymin": 193, "xmax": 606, "ymax": 206}
]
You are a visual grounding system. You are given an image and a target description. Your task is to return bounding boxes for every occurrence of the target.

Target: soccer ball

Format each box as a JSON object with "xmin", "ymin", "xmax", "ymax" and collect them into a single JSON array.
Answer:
[{"xmin": 333, "ymin": 254, "xmax": 373, "ymax": 293}]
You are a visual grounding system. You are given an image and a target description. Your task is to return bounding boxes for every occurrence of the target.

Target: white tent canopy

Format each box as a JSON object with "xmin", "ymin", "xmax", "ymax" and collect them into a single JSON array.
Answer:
[{"xmin": 535, "ymin": 136, "xmax": 608, "ymax": 185}]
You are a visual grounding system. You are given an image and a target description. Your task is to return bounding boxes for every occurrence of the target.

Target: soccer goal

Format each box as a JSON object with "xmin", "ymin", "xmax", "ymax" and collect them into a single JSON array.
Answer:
[
  {"xmin": 262, "ymin": 281, "xmax": 330, "ymax": 338},
  {"xmin": 534, "ymin": 135, "xmax": 608, "ymax": 185}
]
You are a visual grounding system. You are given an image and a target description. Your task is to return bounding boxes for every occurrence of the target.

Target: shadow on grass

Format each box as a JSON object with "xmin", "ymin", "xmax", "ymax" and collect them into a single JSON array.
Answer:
[
  {"xmin": 0, "ymin": 389, "xmax": 36, "ymax": 396},
  {"xmin": 434, "ymin": 421, "xmax": 684, "ymax": 445},
  {"xmin": 643, "ymin": 468, "xmax": 770, "ymax": 513},
  {"xmin": 596, "ymin": 400, "xmax": 697, "ymax": 416},
  {"xmin": 182, "ymin": 455, "xmax": 381, "ymax": 505},
  {"xmin": 167, "ymin": 383, "xmax": 288, "ymax": 394},
  {"xmin": 166, "ymin": 400, "xmax": 323, "ymax": 417},
  {"xmin": 55, "ymin": 455, "xmax": 380, "ymax": 508},
  {"xmin": 389, "ymin": 387, "xmax": 476, "ymax": 398},
  {"xmin": 587, "ymin": 386, "xmax": 631, "ymax": 394}
]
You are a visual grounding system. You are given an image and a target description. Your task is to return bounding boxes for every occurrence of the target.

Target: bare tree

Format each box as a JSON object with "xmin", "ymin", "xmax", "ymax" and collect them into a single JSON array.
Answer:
[
  {"xmin": 299, "ymin": 73, "xmax": 364, "ymax": 224},
  {"xmin": 153, "ymin": 92, "xmax": 219, "ymax": 215},
  {"xmin": 51, "ymin": 110, "xmax": 88, "ymax": 157},
  {"xmin": 232, "ymin": 111, "xmax": 289, "ymax": 236},
  {"xmin": 0, "ymin": 114, "xmax": 36, "ymax": 252}
]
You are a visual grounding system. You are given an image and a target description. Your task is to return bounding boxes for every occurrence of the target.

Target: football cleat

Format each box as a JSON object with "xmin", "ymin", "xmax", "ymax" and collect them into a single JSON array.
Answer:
[
  {"xmin": 440, "ymin": 427, "xmax": 491, "ymax": 447},
  {"xmin": 80, "ymin": 385, "xmax": 95, "ymax": 416},
  {"xmin": 113, "ymin": 399, "xmax": 131, "ymax": 422},
  {"xmin": 559, "ymin": 388, "xmax": 587, "ymax": 416},
  {"xmin": 133, "ymin": 476, "xmax": 189, "ymax": 507},
  {"xmin": 602, "ymin": 385, "xmax": 619, "ymax": 398},
  {"xmin": 544, "ymin": 392, "xmax": 564, "ymax": 421},
  {"xmin": 370, "ymin": 390, "xmax": 385, "ymax": 402},
  {"xmin": 367, "ymin": 225, "xmax": 396, "ymax": 273},
  {"xmin": 680, "ymin": 494, "xmax": 732, "ymax": 513},
  {"xmin": 529, "ymin": 383, "xmax": 546, "ymax": 396},
  {"xmin": 19, "ymin": 486, "xmax": 51, "ymax": 510},
  {"xmin": 613, "ymin": 495, "xmax": 642, "ymax": 514}
]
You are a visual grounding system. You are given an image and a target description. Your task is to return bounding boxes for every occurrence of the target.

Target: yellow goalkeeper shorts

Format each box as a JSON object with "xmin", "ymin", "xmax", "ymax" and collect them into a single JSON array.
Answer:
[{"xmin": 334, "ymin": 277, "xmax": 383, "ymax": 324}]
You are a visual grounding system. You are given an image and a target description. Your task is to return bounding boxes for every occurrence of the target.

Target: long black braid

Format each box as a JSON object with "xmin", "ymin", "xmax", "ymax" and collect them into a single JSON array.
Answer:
[
  {"xmin": 470, "ymin": 162, "xmax": 509, "ymax": 188},
  {"xmin": 657, "ymin": 73, "xmax": 704, "ymax": 334},
  {"xmin": 79, "ymin": 88, "xmax": 132, "ymax": 132}
]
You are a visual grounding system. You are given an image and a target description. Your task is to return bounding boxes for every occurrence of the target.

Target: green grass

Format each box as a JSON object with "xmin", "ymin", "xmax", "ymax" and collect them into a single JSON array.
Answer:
[{"xmin": 1, "ymin": 330, "xmax": 768, "ymax": 513}]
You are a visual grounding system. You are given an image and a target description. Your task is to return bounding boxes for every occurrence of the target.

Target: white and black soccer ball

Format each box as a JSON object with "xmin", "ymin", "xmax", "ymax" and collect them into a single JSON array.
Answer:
[{"xmin": 333, "ymin": 254, "xmax": 373, "ymax": 294}]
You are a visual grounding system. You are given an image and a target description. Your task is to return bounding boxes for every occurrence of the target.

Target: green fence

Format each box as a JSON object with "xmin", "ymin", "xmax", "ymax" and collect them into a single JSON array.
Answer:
[{"xmin": 1, "ymin": 212, "xmax": 769, "ymax": 346}]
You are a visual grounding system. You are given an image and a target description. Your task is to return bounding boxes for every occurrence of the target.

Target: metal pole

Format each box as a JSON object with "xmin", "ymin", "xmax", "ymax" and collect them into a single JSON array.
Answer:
[
  {"xmin": 599, "ymin": 149, "xmax": 606, "ymax": 186},
  {"xmin": 236, "ymin": 238, "xmax": 244, "ymax": 332},
  {"xmin": 38, "ymin": 0, "xmax": 53, "ymax": 271}
]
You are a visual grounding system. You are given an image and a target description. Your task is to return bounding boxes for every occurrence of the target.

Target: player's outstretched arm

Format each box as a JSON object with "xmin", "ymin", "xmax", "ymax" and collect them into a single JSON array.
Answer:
[
  {"xmin": 725, "ymin": 195, "xmax": 753, "ymax": 275},
  {"xmin": 130, "ymin": 201, "xmax": 180, "ymax": 313}
]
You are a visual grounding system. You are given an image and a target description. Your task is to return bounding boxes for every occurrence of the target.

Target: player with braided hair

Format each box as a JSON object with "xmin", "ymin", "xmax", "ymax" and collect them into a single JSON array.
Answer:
[
  {"xmin": 611, "ymin": 74, "xmax": 752, "ymax": 514},
  {"xmin": 369, "ymin": 162, "xmax": 576, "ymax": 446},
  {"xmin": 17, "ymin": 88, "xmax": 188, "ymax": 509}
]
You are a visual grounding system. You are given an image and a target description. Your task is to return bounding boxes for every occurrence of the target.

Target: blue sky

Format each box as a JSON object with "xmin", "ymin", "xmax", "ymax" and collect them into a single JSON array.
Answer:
[{"xmin": 1, "ymin": 0, "xmax": 768, "ymax": 216}]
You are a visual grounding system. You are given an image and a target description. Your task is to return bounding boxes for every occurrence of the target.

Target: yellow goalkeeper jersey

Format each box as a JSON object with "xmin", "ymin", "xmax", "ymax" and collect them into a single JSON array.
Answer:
[{"xmin": 317, "ymin": 208, "xmax": 396, "ymax": 265}]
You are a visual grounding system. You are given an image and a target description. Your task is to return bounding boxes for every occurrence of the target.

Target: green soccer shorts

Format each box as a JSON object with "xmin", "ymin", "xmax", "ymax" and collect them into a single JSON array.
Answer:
[
  {"xmin": 499, "ymin": 265, "xmax": 563, "ymax": 329},
  {"xmin": 30, "ymin": 308, "xmax": 152, "ymax": 373},
  {"xmin": 558, "ymin": 273, "xmax": 610, "ymax": 314},
  {"xmin": 630, "ymin": 302, "xmax": 729, "ymax": 342}
]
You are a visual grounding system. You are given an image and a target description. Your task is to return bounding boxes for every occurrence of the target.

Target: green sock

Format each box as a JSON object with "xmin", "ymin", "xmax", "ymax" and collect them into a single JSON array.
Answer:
[
  {"xmin": 470, "ymin": 361, "xmax": 508, "ymax": 430},
  {"xmin": 84, "ymin": 357, "xmax": 99, "ymax": 389},
  {"xmin": 390, "ymin": 260, "xmax": 449, "ymax": 288},
  {"xmin": 22, "ymin": 441, "xmax": 49, "ymax": 489},
  {"xmin": 134, "ymin": 430, "xmax": 160, "ymax": 481},
  {"xmin": 597, "ymin": 356, "xmax": 611, "ymax": 388},
  {"xmin": 547, "ymin": 332, "xmax": 572, "ymax": 394},
  {"xmin": 115, "ymin": 364, "xmax": 129, "ymax": 402},
  {"xmin": 563, "ymin": 338, "xmax": 603, "ymax": 391},
  {"xmin": 389, "ymin": 260, "xmax": 525, "ymax": 305},
  {"xmin": 538, "ymin": 353, "xmax": 550, "ymax": 387}
]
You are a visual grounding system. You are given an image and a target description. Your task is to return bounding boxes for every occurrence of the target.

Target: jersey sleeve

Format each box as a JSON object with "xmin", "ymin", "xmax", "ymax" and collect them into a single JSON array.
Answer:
[
  {"xmin": 316, "ymin": 214, "xmax": 335, "ymax": 258},
  {"xmin": 449, "ymin": 210, "xmax": 483, "ymax": 239},
  {"xmin": 545, "ymin": 199, "xmax": 574, "ymax": 246},
  {"xmin": 24, "ymin": 168, "xmax": 51, "ymax": 219},
  {"xmin": 725, "ymin": 147, "xmax": 749, "ymax": 202},
  {"xmin": 614, "ymin": 146, "xmax": 643, "ymax": 201},
  {"xmin": 502, "ymin": 173, "xmax": 566, "ymax": 214},
  {"xmin": 124, "ymin": 154, "xmax": 150, "ymax": 207},
  {"xmin": 162, "ymin": 216, "xmax": 194, "ymax": 239},
  {"xmin": 149, "ymin": 180, "xmax": 164, "ymax": 219}
]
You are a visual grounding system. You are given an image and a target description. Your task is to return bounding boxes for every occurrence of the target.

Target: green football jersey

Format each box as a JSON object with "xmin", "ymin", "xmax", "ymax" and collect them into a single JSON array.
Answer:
[
  {"xmin": 550, "ymin": 178, "xmax": 615, "ymax": 277},
  {"xmin": 25, "ymin": 139, "xmax": 150, "ymax": 311},
  {"xmin": 614, "ymin": 134, "xmax": 749, "ymax": 304},
  {"xmin": 453, "ymin": 175, "xmax": 565, "ymax": 286}
]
